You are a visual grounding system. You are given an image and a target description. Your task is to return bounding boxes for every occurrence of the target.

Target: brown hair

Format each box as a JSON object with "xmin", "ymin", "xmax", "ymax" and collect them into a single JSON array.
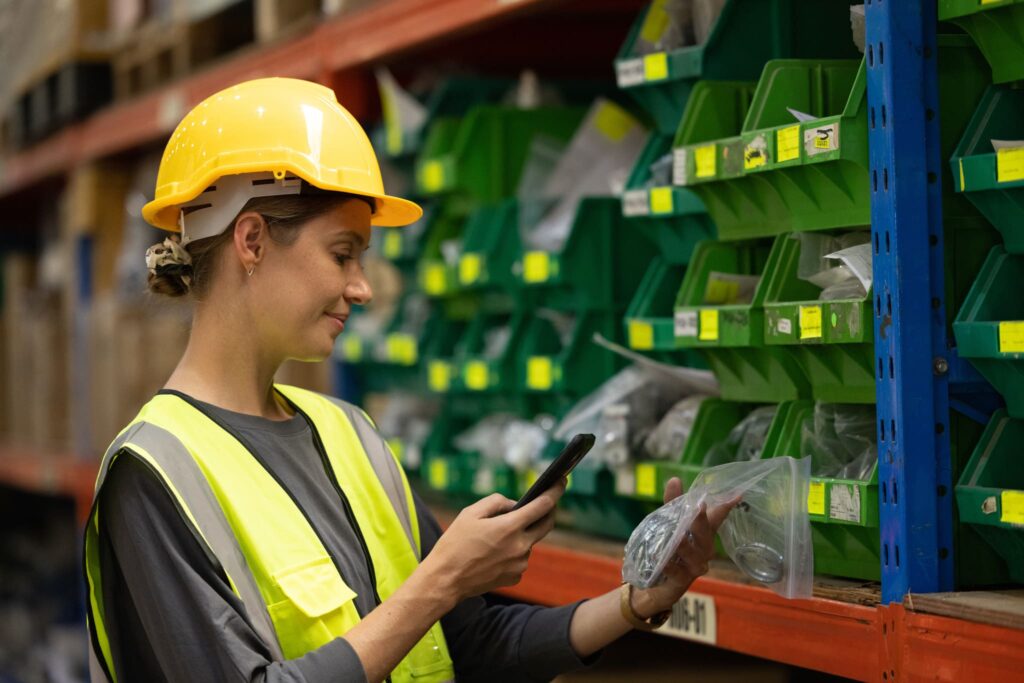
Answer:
[{"xmin": 147, "ymin": 193, "xmax": 369, "ymax": 299}]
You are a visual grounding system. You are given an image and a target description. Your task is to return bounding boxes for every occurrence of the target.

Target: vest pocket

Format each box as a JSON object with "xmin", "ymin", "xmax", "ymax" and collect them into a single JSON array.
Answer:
[{"xmin": 267, "ymin": 555, "xmax": 358, "ymax": 658}]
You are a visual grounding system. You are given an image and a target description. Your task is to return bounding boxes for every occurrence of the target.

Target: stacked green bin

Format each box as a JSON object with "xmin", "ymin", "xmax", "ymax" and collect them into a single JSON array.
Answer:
[
  {"xmin": 953, "ymin": 247, "xmax": 1024, "ymax": 418},
  {"xmin": 415, "ymin": 106, "xmax": 584, "ymax": 204},
  {"xmin": 454, "ymin": 200, "xmax": 523, "ymax": 292},
  {"xmin": 674, "ymin": 36, "xmax": 989, "ymax": 240},
  {"xmin": 766, "ymin": 401, "xmax": 880, "ymax": 580},
  {"xmin": 955, "ymin": 409, "xmax": 1024, "ymax": 584},
  {"xmin": 762, "ymin": 234, "xmax": 874, "ymax": 404},
  {"xmin": 451, "ymin": 309, "xmax": 529, "ymax": 395},
  {"xmin": 614, "ymin": 0, "xmax": 858, "ymax": 135},
  {"xmin": 939, "ymin": 0, "xmax": 1024, "ymax": 85},
  {"xmin": 673, "ymin": 238, "xmax": 810, "ymax": 402},
  {"xmin": 950, "ymin": 85, "xmax": 1024, "ymax": 253}
]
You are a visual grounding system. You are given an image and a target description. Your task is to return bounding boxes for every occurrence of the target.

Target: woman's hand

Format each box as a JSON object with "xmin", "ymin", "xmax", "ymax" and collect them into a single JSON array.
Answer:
[
  {"xmin": 629, "ymin": 477, "xmax": 735, "ymax": 619},
  {"xmin": 420, "ymin": 480, "xmax": 566, "ymax": 607}
]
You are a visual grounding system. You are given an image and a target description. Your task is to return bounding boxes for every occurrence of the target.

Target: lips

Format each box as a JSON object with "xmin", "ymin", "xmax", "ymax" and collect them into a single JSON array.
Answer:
[{"xmin": 325, "ymin": 312, "xmax": 347, "ymax": 331}]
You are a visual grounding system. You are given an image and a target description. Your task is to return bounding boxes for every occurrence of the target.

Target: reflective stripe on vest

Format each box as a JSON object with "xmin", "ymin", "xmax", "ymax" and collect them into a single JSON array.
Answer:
[{"xmin": 84, "ymin": 385, "xmax": 454, "ymax": 683}]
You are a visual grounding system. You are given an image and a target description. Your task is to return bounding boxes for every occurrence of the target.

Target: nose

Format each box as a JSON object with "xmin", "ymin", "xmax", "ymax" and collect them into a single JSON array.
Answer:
[{"xmin": 345, "ymin": 266, "xmax": 373, "ymax": 306}]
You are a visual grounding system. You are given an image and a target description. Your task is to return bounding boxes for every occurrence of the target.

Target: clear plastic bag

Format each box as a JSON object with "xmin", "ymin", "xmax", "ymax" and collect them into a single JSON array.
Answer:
[
  {"xmin": 644, "ymin": 395, "xmax": 708, "ymax": 460},
  {"xmin": 453, "ymin": 413, "xmax": 553, "ymax": 472},
  {"xmin": 554, "ymin": 365, "xmax": 698, "ymax": 467},
  {"xmin": 794, "ymin": 231, "xmax": 870, "ymax": 290},
  {"xmin": 622, "ymin": 456, "xmax": 813, "ymax": 599},
  {"xmin": 800, "ymin": 403, "xmax": 877, "ymax": 481},
  {"xmin": 702, "ymin": 405, "xmax": 777, "ymax": 467}
]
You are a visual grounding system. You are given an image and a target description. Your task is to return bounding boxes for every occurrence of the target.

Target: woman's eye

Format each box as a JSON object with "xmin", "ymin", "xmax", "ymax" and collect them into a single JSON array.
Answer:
[{"xmin": 334, "ymin": 253, "xmax": 352, "ymax": 266}]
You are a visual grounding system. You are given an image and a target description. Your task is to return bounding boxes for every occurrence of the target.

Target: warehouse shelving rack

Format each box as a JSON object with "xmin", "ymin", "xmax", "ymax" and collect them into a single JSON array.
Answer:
[{"xmin": 1, "ymin": 1, "xmax": 1023, "ymax": 680}]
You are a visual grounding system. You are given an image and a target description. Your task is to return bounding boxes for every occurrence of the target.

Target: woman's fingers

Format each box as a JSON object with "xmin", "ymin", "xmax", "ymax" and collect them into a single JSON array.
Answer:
[{"xmin": 663, "ymin": 477, "xmax": 683, "ymax": 504}]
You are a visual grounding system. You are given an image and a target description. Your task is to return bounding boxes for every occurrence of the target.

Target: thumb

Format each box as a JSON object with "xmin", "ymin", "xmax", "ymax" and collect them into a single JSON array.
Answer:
[
  {"xmin": 465, "ymin": 493, "xmax": 515, "ymax": 519},
  {"xmin": 663, "ymin": 477, "xmax": 683, "ymax": 504}
]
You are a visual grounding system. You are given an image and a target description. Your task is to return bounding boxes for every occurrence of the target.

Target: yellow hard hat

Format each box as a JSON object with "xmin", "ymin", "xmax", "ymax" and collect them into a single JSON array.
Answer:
[{"xmin": 142, "ymin": 77, "xmax": 422, "ymax": 236}]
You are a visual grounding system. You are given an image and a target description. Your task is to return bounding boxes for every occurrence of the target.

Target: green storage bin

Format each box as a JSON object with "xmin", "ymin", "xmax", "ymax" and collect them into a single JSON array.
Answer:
[
  {"xmin": 421, "ymin": 305, "xmax": 475, "ymax": 395},
  {"xmin": 614, "ymin": 0, "xmax": 858, "ymax": 135},
  {"xmin": 452, "ymin": 309, "xmax": 529, "ymax": 394},
  {"xmin": 953, "ymin": 246, "xmax": 1024, "ymax": 418},
  {"xmin": 673, "ymin": 238, "xmax": 811, "ymax": 402},
  {"xmin": 939, "ymin": 0, "xmax": 1024, "ymax": 84},
  {"xmin": 765, "ymin": 401, "xmax": 880, "ymax": 580},
  {"xmin": 514, "ymin": 197, "xmax": 659, "ymax": 312},
  {"xmin": 955, "ymin": 409, "xmax": 1024, "ymax": 584},
  {"xmin": 415, "ymin": 106, "xmax": 584, "ymax": 203},
  {"xmin": 621, "ymin": 131, "xmax": 715, "ymax": 265},
  {"xmin": 951, "ymin": 85, "xmax": 1024, "ymax": 253},
  {"xmin": 375, "ymin": 77, "xmax": 514, "ymax": 158},
  {"xmin": 676, "ymin": 36, "xmax": 988, "ymax": 240},
  {"xmin": 455, "ymin": 200, "xmax": 523, "ymax": 292},
  {"xmin": 519, "ymin": 309, "xmax": 626, "ymax": 399},
  {"xmin": 375, "ymin": 202, "xmax": 441, "ymax": 265},
  {"xmin": 762, "ymin": 234, "xmax": 874, "ymax": 404},
  {"xmin": 542, "ymin": 458, "xmax": 648, "ymax": 540},
  {"xmin": 625, "ymin": 257, "xmax": 686, "ymax": 352}
]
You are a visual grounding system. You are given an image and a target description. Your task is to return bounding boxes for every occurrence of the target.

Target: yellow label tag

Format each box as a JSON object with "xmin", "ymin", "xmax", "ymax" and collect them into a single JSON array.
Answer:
[
  {"xmin": 527, "ymin": 356, "xmax": 553, "ymax": 390},
  {"xmin": 777, "ymin": 125, "xmax": 800, "ymax": 163},
  {"xmin": 636, "ymin": 463, "xmax": 658, "ymax": 498},
  {"xmin": 982, "ymin": 0, "xmax": 1006, "ymax": 5},
  {"xmin": 639, "ymin": 0, "xmax": 671, "ymax": 44},
  {"xmin": 808, "ymin": 481, "xmax": 826, "ymax": 516},
  {"xmin": 698, "ymin": 309, "xmax": 719, "ymax": 341},
  {"xmin": 423, "ymin": 262, "xmax": 447, "ymax": 295},
  {"xmin": 799, "ymin": 305, "xmax": 823, "ymax": 340},
  {"xmin": 814, "ymin": 134, "xmax": 832, "ymax": 150},
  {"xmin": 566, "ymin": 472, "xmax": 573, "ymax": 491},
  {"xmin": 959, "ymin": 157, "xmax": 966, "ymax": 192},
  {"xmin": 1001, "ymin": 490, "xmax": 1024, "ymax": 525},
  {"xmin": 695, "ymin": 144, "xmax": 716, "ymax": 178},
  {"xmin": 523, "ymin": 251, "xmax": 551, "ymax": 283},
  {"xmin": 464, "ymin": 360, "xmax": 490, "ymax": 390},
  {"xmin": 386, "ymin": 438, "xmax": 404, "ymax": 463},
  {"xmin": 421, "ymin": 160, "xmax": 445, "ymax": 192},
  {"xmin": 997, "ymin": 148, "xmax": 1024, "ymax": 183},
  {"xmin": 743, "ymin": 145, "xmax": 766, "ymax": 170},
  {"xmin": 387, "ymin": 334, "xmax": 418, "ymax": 365},
  {"xmin": 594, "ymin": 101, "xmax": 635, "ymax": 142},
  {"xmin": 649, "ymin": 187, "xmax": 674, "ymax": 214},
  {"xmin": 628, "ymin": 319, "xmax": 655, "ymax": 350},
  {"xmin": 459, "ymin": 253, "xmax": 482, "ymax": 285},
  {"xmin": 383, "ymin": 231, "xmax": 402, "ymax": 259},
  {"xmin": 428, "ymin": 360, "xmax": 451, "ymax": 392},
  {"xmin": 643, "ymin": 52, "xmax": 669, "ymax": 82},
  {"xmin": 341, "ymin": 335, "xmax": 363, "ymax": 362},
  {"xmin": 429, "ymin": 460, "xmax": 449, "ymax": 489},
  {"xmin": 998, "ymin": 321, "xmax": 1024, "ymax": 353}
]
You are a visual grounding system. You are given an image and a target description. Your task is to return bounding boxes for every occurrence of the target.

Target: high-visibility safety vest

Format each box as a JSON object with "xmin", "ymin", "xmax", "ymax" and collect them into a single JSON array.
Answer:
[{"xmin": 83, "ymin": 384, "xmax": 455, "ymax": 682}]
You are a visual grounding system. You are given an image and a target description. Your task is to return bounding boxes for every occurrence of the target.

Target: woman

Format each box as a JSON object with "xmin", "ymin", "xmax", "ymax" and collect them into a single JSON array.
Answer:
[{"xmin": 83, "ymin": 78, "xmax": 730, "ymax": 683}]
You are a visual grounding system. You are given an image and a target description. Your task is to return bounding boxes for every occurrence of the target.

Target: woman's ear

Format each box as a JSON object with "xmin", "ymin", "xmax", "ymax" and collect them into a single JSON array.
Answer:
[{"xmin": 233, "ymin": 211, "xmax": 267, "ymax": 273}]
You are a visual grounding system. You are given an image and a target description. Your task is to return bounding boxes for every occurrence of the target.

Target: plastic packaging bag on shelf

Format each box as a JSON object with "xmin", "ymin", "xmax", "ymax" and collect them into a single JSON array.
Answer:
[
  {"xmin": 793, "ymin": 231, "xmax": 872, "ymax": 299},
  {"xmin": 537, "ymin": 308, "xmax": 577, "ymax": 347},
  {"xmin": 375, "ymin": 68, "xmax": 427, "ymax": 148},
  {"xmin": 646, "ymin": 152, "xmax": 675, "ymax": 188},
  {"xmin": 622, "ymin": 456, "xmax": 813, "ymax": 599},
  {"xmin": 554, "ymin": 364, "xmax": 703, "ymax": 468},
  {"xmin": 800, "ymin": 403, "xmax": 877, "ymax": 481},
  {"xmin": 850, "ymin": 5, "xmax": 866, "ymax": 54},
  {"xmin": 396, "ymin": 293, "xmax": 431, "ymax": 335},
  {"xmin": 702, "ymin": 405, "xmax": 777, "ymax": 467},
  {"xmin": 454, "ymin": 413, "xmax": 554, "ymax": 472},
  {"xmin": 520, "ymin": 99, "xmax": 646, "ymax": 253},
  {"xmin": 644, "ymin": 395, "xmax": 709, "ymax": 460},
  {"xmin": 632, "ymin": 0, "xmax": 693, "ymax": 56},
  {"xmin": 482, "ymin": 325, "xmax": 512, "ymax": 359}
]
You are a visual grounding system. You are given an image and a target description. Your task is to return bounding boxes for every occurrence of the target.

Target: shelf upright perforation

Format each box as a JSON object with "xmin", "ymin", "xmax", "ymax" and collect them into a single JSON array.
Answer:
[{"xmin": 866, "ymin": 1, "xmax": 954, "ymax": 603}]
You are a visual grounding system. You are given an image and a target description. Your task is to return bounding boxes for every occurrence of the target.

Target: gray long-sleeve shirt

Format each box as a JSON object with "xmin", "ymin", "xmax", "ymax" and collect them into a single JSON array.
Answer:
[{"xmin": 96, "ymin": 395, "xmax": 594, "ymax": 682}]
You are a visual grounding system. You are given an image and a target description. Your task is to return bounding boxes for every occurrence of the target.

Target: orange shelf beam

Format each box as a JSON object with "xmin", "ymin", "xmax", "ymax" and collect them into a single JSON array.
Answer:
[{"xmin": 0, "ymin": 0, "xmax": 557, "ymax": 197}]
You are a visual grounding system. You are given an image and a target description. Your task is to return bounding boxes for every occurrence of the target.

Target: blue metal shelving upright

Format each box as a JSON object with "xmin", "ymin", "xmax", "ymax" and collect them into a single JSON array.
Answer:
[{"xmin": 866, "ymin": 1, "xmax": 955, "ymax": 603}]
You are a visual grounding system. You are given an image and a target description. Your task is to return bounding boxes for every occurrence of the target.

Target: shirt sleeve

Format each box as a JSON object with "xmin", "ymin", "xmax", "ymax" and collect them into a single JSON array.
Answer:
[
  {"xmin": 97, "ymin": 453, "xmax": 369, "ymax": 683},
  {"xmin": 411, "ymin": 489, "xmax": 600, "ymax": 683}
]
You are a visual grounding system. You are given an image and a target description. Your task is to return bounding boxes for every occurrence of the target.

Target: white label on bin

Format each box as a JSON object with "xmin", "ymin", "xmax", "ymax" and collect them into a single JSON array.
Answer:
[
  {"xmin": 675, "ymin": 310, "xmax": 698, "ymax": 338},
  {"xmin": 623, "ymin": 190, "xmax": 651, "ymax": 217},
  {"xmin": 829, "ymin": 483, "xmax": 861, "ymax": 523},
  {"xmin": 805, "ymin": 122, "xmax": 839, "ymax": 156},
  {"xmin": 614, "ymin": 468, "xmax": 636, "ymax": 496},
  {"xmin": 658, "ymin": 592, "xmax": 717, "ymax": 645},
  {"xmin": 673, "ymin": 148, "xmax": 690, "ymax": 186},
  {"xmin": 778, "ymin": 318, "xmax": 793, "ymax": 335},
  {"xmin": 616, "ymin": 59, "xmax": 646, "ymax": 87}
]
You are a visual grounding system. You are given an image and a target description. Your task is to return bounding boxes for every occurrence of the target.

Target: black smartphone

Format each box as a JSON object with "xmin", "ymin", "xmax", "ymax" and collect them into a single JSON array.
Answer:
[{"xmin": 511, "ymin": 433, "xmax": 596, "ymax": 512}]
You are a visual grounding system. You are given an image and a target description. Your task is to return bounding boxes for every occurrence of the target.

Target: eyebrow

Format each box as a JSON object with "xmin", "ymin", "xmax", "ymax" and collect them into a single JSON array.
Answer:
[{"xmin": 331, "ymin": 231, "xmax": 366, "ymax": 248}]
